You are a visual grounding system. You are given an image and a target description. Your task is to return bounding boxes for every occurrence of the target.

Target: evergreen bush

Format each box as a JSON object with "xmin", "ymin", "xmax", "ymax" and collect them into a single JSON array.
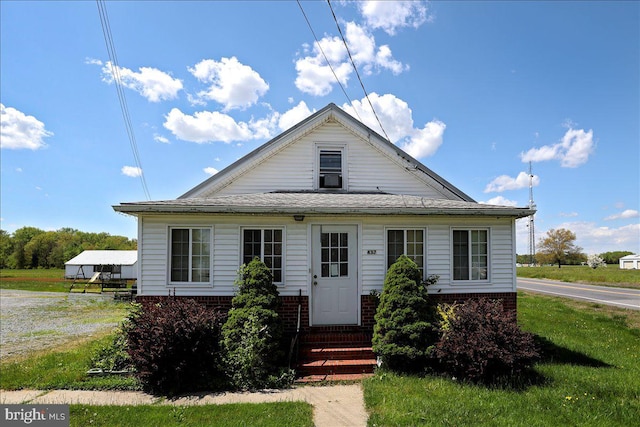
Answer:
[
  {"xmin": 126, "ymin": 298, "xmax": 225, "ymax": 395},
  {"xmin": 372, "ymin": 255, "xmax": 438, "ymax": 372},
  {"xmin": 222, "ymin": 258, "xmax": 291, "ymax": 390},
  {"xmin": 433, "ymin": 298, "xmax": 539, "ymax": 383}
]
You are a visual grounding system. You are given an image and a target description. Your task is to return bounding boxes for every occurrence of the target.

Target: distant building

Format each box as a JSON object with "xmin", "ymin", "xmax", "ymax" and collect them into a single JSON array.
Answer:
[
  {"xmin": 619, "ymin": 254, "xmax": 640, "ymax": 270},
  {"xmin": 65, "ymin": 250, "xmax": 138, "ymax": 280}
]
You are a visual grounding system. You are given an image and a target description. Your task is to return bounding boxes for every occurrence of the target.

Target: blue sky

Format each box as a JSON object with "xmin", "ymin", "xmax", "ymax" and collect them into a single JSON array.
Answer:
[{"xmin": 1, "ymin": 1, "xmax": 638, "ymax": 255}]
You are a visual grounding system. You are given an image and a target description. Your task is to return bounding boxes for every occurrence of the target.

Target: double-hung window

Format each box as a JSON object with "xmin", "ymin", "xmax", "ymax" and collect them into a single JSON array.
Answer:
[
  {"xmin": 318, "ymin": 148, "xmax": 343, "ymax": 189},
  {"xmin": 387, "ymin": 229, "xmax": 425, "ymax": 277},
  {"xmin": 170, "ymin": 227, "xmax": 211, "ymax": 283},
  {"xmin": 452, "ymin": 229, "xmax": 488, "ymax": 281},
  {"xmin": 243, "ymin": 228, "xmax": 283, "ymax": 283}
]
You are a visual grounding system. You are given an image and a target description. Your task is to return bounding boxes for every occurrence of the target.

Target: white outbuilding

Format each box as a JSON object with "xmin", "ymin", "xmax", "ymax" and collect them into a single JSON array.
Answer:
[
  {"xmin": 65, "ymin": 250, "xmax": 138, "ymax": 280},
  {"xmin": 619, "ymin": 254, "xmax": 640, "ymax": 270}
]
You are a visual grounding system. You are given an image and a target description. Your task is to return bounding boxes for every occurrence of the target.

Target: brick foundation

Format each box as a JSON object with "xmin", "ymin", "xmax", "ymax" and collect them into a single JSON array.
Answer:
[{"xmin": 136, "ymin": 291, "xmax": 516, "ymax": 335}]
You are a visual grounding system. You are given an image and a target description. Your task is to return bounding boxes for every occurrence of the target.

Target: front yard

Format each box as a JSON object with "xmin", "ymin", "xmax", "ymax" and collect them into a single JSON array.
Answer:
[
  {"xmin": 2, "ymin": 277, "xmax": 638, "ymax": 426},
  {"xmin": 364, "ymin": 292, "xmax": 640, "ymax": 426}
]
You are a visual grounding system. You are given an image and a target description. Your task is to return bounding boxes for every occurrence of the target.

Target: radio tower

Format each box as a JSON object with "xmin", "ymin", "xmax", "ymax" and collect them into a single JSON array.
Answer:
[{"xmin": 528, "ymin": 162, "xmax": 536, "ymax": 265}]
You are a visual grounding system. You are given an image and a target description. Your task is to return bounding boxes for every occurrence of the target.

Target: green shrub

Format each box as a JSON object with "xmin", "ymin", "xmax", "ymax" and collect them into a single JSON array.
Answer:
[
  {"xmin": 222, "ymin": 258, "xmax": 291, "ymax": 390},
  {"xmin": 433, "ymin": 298, "xmax": 539, "ymax": 383},
  {"xmin": 372, "ymin": 255, "xmax": 438, "ymax": 372},
  {"xmin": 90, "ymin": 326, "xmax": 132, "ymax": 372},
  {"xmin": 126, "ymin": 298, "xmax": 226, "ymax": 395}
]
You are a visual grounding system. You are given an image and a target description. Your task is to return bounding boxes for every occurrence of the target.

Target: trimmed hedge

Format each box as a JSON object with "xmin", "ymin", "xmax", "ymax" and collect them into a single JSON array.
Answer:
[
  {"xmin": 372, "ymin": 255, "xmax": 438, "ymax": 372},
  {"xmin": 222, "ymin": 258, "xmax": 291, "ymax": 390}
]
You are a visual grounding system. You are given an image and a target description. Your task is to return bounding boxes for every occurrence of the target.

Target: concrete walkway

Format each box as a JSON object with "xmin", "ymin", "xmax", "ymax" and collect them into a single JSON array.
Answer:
[{"xmin": 0, "ymin": 384, "xmax": 368, "ymax": 427}]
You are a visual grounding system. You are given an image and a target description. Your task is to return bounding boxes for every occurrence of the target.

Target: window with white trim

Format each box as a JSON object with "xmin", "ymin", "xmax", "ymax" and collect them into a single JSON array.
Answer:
[
  {"xmin": 452, "ymin": 229, "xmax": 488, "ymax": 281},
  {"xmin": 243, "ymin": 228, "xmax": 283, "ymax": 283},
  {"xmin": 318, "ymin": 149, "xmax": 343, "ymax": 189},
  {"xmin": 169, "ymin": 227, "xmax": 211, "ymax": 283},
  {"xmin": 387, "ymin": 229, "xmax": 425, "ymax": 276}
]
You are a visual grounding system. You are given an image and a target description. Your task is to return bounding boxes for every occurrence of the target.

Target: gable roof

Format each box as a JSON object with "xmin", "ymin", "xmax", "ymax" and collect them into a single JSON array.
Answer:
[
  {"xmin": 179, "ymin": 103, "xmax": 474, "ymax": 202},
  {"xmin": 114, "ymin": 191, "xmax": 534, "ymax": 218},
  {"xmin": 65, "ymin": 250, "xmax": 137, "ymax": 266}
]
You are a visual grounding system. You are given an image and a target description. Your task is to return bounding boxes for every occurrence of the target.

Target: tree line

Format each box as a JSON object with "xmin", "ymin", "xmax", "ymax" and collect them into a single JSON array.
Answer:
[
  {"xmin": 516, "ymin": 228, "xmax": 634, "ymax": 267},
  {"xmin": 0, "ymin": 227, "xmax": 137, "ymax": 269}
]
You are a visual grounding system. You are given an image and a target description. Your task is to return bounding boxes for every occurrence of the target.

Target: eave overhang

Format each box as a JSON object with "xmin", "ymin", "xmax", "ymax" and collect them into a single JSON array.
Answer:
[{"xmin": 113, "ymin": 192, "xmax": 535, "ymax": 219}]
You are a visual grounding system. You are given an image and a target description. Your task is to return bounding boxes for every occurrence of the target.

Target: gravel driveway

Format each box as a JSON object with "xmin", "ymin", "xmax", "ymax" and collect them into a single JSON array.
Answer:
[{"xmin": 0, "ymin": 289, "xmax": 128, "ymax": 359}]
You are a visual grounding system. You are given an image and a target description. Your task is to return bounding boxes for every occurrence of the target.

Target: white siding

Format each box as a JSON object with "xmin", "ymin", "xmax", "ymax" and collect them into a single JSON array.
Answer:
[
  {"xmin": 137, "ymin": 213, "xmax": 517, "ymax": 297},
  {"xmin": 208, "ymin": 122, "xmax": 450, "ymax": 199}
]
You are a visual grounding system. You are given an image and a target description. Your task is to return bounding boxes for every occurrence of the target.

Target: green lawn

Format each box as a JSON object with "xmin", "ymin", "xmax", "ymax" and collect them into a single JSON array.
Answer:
[
  {"xmin": 70, "ymin": 402, "xmax": 314, "ymax": 427},
  {"xmin": 1, "ymin": 268, "xmax": 72, "ymax": 292},
  {"xmin": 0, "ymin": 332, "xmax": 140, "ymax": 391},
  {"xmin": 517, "ymin": 265, "xmax": 640, "ymax": 289},
  {"xmin": 0, "ymin": 268, "xmax": 133, "ymax": 293},
  {"xmin": 364, "ymin": 292, "xmax": 640, "ymax": 426}
]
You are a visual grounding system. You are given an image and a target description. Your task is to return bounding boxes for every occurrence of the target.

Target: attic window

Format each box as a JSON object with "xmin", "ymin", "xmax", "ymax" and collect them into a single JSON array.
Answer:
[{"xmin": 319, "ymin": 149, "xmax": 343, "ymax": 189}]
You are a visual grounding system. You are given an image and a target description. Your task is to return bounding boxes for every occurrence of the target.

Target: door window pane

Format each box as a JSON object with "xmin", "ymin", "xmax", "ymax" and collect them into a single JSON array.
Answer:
[{"xmin": 321, "ymin": 232, "xmax": 348, "ymax": 278}]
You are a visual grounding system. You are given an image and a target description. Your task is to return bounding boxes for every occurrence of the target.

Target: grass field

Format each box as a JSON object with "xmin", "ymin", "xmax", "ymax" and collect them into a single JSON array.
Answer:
[
  {"xmin": 364, "ymin": 292, "xmax": 640, "ymax": 426},
  {"xmin": 0, "ymin": 268, "xmax": 134, "ymax": 293},
  {"xmin": 517, "ymin": 265, "xmax": 640, "ymax": 289}
]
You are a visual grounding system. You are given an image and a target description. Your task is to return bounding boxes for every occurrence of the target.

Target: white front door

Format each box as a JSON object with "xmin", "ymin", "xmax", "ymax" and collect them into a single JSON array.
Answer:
[{"xmin": 311, "ymin": 225, "xmax": 358, "ymax": 325}]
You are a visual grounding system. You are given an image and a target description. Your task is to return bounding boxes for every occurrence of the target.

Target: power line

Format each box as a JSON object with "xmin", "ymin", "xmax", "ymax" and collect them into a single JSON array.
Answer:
[
  {"xmin": 96, "ymin": 0, "xmax": 151, "ymax": 200},
  {"xmin": 326, "ymin": 0, "xmax": 391, "ymax": 142},
  {"xmin": 296, "ymin": 0, "xmax": 362, "ymax": 123}
]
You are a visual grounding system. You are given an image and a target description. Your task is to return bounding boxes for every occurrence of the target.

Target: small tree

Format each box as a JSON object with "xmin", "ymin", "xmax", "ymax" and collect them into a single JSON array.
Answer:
[
  {"xmin": 587, "ymin": 254, "xmax": 607, "ymax": 269},
  {"xmin": 537, "ymin": 228, "xmax": 583, "ymax": 268},
  {"xmin": 372, "ymin": 255, "xmax": 437, "ymax": 372},
  {"xmin": 222, "ymin": 258, "xmax": 288, "ymax": 390}
]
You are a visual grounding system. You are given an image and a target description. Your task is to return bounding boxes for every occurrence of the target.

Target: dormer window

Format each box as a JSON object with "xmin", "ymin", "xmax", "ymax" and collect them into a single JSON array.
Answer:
[{"xmin": 319, "ymin": 149, "xmax": 343, "ymax": 189}]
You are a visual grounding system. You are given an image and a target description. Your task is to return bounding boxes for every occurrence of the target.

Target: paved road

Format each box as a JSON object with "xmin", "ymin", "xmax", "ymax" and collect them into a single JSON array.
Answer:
[{"xmin": 517, "ymin": 278, "xmax": 640, "ymax": 310}]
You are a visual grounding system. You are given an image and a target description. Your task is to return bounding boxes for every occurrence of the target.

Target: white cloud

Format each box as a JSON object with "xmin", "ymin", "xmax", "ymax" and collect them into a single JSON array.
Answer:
[
  {"xmin": 153, "ymin": 134, "xmax": 170, "ymax": 144},
  {"xmin": 163, "ymin": 108, "xmax": 259, "ymax": 143},
  {"xmin": 189, "ymin": 57, "xmax": 269, "ymax": 111},
  {"xmin": 605, "ymin": 209, "xmax": 640, "ymax": 221},
  {"xmin": 484, "ymin": 171, "xmax": 540, "ymax": 193},
  {"xmin": 480, "ymin": 196, "xmax": 519, "ymax": 207},
  {"xmin": 520, "ymin": 128, "xmax": 595, "ymax": 168},
  {"xmin": 121, "ymin": 166, "xmax": 142, "ymax": 177},
  {"xmin": 278, "ymin": 101, "xmax": 314, "ymax": 132},
  {"xmin": 101, "ymin": 62, "xmax": 183, "ymax": 102},
  {"xmin": 84, "ymin": 57, "xmax": 103, "ymax": 66},
  {"xmin": 342, "ymin": 93, "xmax": 445, "ymax": 159},
  {"xmin": 203, "ymin": 167, "xmax": 219, "ymax": 176},
  {"xmin": 559, "ymin": 212, "xmax": 579, "ymax": 218},
  {"xmin": 16, "ymin": 168, "xmax": 23, "ymax": 172},
  {"xmin": 1, "ymin": 104, "xmax": 53, "ymax": 150},
  {"xmin": 294, "ymin": 23, "xmax": 406, "ymax": 96},
  {"xmin": 358, "ymin": 0, "xmax": 430, "ymax": 35}
]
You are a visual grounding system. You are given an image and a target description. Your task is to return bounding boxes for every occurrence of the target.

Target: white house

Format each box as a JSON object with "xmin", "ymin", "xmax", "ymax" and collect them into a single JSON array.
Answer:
[
  {"xmin": 114, "ymin": 104, "xmax": 533, "ymax": 334},
  {"xmin": 65, "ymin": 250, "xmax": 138, "ymax": 280},
  {"xmin": 619, "ymin": 254, "xmax": 640, "ymax": 269}
]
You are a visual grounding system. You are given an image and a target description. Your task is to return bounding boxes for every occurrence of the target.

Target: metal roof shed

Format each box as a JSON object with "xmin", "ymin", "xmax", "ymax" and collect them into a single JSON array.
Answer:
[{"xmin": 65, "ymin": 250, "xmax": 138, "ymax": 280}]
